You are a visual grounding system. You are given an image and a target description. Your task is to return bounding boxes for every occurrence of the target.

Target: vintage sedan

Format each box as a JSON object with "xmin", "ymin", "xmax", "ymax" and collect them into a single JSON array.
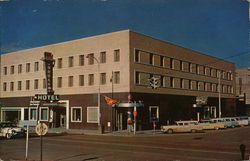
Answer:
[
  {"xmin": 0, "ymin": 122, "xmax": 26, "ymax": 139},
  {"xmin": 161, "ymin": 120, "xmax": 203, "ymax": 134},
  {"xmin": 199, "ymin": 120, "xmax": 225, "ymax": 130}
]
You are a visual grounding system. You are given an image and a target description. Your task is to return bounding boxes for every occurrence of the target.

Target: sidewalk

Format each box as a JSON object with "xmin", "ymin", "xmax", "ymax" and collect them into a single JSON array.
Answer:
[{"xmin": 44, "ymin": 127, "xmax": 162, "ymax": 136}]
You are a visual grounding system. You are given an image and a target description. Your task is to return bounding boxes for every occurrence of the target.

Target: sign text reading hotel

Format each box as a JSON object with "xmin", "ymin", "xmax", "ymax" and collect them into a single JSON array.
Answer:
[{"xmin": 34, "ymin": 94, "xmax": 59, "ymax": 101}]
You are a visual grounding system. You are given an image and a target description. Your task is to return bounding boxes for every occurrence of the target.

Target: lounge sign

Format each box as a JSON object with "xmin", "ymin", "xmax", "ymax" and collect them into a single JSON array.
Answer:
[{"xmin": 34, "ymin": 94, "xmax": 59, "ymax": 101}]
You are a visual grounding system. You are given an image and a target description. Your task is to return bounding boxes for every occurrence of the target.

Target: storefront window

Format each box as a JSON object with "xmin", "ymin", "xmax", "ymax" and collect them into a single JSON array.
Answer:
[
  {"xmin": 30, "ymin": 109, "xmax": 37, "ymax": 120},
  {"xmin": 87, "ymin": 107, "xmax": 99, "ymax": 123},
  {"xmin": 40, "ymin": 108, "xmax": 48, "ymax": 121},
  {"xmin": 71, "ymin": 107, "xmax": 82, "ymax": 122},
  {"xmin": 149, "ymin": 106, "xmax": 159, "ymax": 122}
]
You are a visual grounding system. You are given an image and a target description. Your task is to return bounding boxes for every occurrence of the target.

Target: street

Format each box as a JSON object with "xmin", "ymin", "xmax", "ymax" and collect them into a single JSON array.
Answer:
[{"xmin": 1, "ymin": 126, "xmax": 250, "ymax": 161}]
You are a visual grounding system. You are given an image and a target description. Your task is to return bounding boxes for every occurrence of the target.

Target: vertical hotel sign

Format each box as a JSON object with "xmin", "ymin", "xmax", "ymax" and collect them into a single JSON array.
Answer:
[{"xmin": 42, "ymin": 52, "xmax": 55, "ymax": 95}]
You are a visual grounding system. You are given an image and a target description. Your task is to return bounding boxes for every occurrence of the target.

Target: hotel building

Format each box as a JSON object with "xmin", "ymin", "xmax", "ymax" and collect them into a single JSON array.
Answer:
[{"xmin": 0, "ymin": 30, "xmax": 236, "ymax": 130}]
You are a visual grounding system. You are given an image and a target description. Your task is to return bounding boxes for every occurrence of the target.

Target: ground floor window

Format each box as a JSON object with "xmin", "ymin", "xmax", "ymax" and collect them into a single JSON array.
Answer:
[
  {"xmin": 71, "ymin": 107, "xmax": 82, "ymax": 122},
  {"xmin": 87, "ymin": 107, "xmax": 99, "ymax": 123},
  {"xmin": 40, "ymin": 107, "xmax": 49, "ymax": 121},
  {"xmin": 30, "ymin": 108, "xmax": 37, "ymax": 120},
  {"xmin": 149, "ymin": 106, "xmax": 159, "ymax": 122}
]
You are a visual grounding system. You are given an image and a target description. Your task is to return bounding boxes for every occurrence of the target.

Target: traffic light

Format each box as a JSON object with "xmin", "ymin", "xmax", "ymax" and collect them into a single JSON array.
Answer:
[{"xmin": 149, "ymin": 77, "xmax": 160, "ymax": 89}]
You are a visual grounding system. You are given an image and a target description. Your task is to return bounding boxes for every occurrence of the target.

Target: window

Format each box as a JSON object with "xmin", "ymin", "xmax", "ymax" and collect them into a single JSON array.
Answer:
[
  {"xmin": 26, "ymin": 63, "xmax": 30, "ymax": 72},
  {"xmin": 58, "ymin": 58, "xmax": 62, "ymax": 68},
  {"xmin": 160, "ymin": 76, "xmax": 164, "ymax": 87},
  {"xmin": 71, "ymin": 107, "xmax": 82, "ymax": 122},
  {"xmin": 26, "ymin": 80, "xmax": 30, "ymax": 90},
  {"xmin": 135, "ymin": 72, "xmax": 140, "ymax": 84},
  {"xmin": 100, "ymin": 52, "xmax": 106, "ymax": 63},
  {"xmin": 180, "ymin": 79, "xmax": 183, "ymax": 88},
  {"xmin": 68, "ymin": 56, "xmax": 74, "ymax": 67},
  {"xmin": 149, "ymin": 106, "xmax": 159, "ymax": 122},
  {"xmin": 87, "ymin": 107, "xmax": 99, "ymax": 123},
  {"xmin": 10, "ymin": 65, "xmax": 14, "ymax": 74},
  {"xmin": 170, "ymin": 58, "xmax": 173, "ymax": 69},
  {"xmin": 3, "ymin": 82, "xmax": 7, "ymax": 91},
  {"xmin": 18, "ymin": 64, "xmax": 22, "ymax": 74},
  {"xmin": 30, "ymin": 109, "xmax": 37, "ymax": 120},
  {"xmin": 79, "ymin": 75, "xmax": 84, "ymax": 86},
  {"xmin": 68, "ymin": 76, "xmax": 74, "ymax": 87},
  {"xmin": 100, "ymin": 73, "xmax": 106, "ymax": 85},
  {"xmin": 40, "ymin": 107, "xmax": 48, "ymax": 121},
  {"xmin": 135, "ymin": 49, "xmax": 140, "ymax": 62},
  {"xmin": 88, "ymin": 53, "xmax": 94, "ymax": 65},
  {"xmin": 43, "ymin": 79, "xmax": 46, "ymax": 89},
  {"xmin": 3, "ymin": 67, "xmax": 7, "ymax": 75},
  {"xmin": 57, "ymin": 77, "xmax": 62, "ymax": 88},
  {"xmin": 88, "ymin": 74, "xmax": 94, "ymax": 86},
  {"xmin": 114, "ymin": 49, "xmax": 120, "ymax": 62},
  {"xmin": 18, "ymin": 81, "xmax": 22, "ymax": 90},
  {"xmin": 149, "ymin": 53, "xmax": 154, "ymax": 65},
  {"xmin": 34, "ymin": 79, "xmax": 39, "ymax": 89},
  {"xmin": 114, "ymin": 71, "xmax": 120, "ymax": 84},
  {"xmin": 160, "ymin": 56, "xmax": 164, "ymax": 67},
  {"xmin": 10, "ymin": 82, "xmax": 14, "ymax": 91},
  {"xmin": 170, "ymin": 77, "xmax": 173, "ymax": 87},
  {"xmin": 24, "ymin": 109, "xmax": 29, "ymax": 120},
  {"xmin": 79, "ymin": 55, "xmax": 84, "ymax": 66},
  {"xmin": 34, "ymin": 62, "xmax": 39, "ymax": 72}
]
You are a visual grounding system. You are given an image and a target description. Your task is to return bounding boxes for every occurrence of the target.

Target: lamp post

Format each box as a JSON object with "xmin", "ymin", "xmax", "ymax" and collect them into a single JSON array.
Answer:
[
  {"xmin": 218, "ymin": 71, "xmax": 221, "ymax": 118},
  {"xmin": 86, "ymin": 54, "xmax": 101, "ymax": 127}
]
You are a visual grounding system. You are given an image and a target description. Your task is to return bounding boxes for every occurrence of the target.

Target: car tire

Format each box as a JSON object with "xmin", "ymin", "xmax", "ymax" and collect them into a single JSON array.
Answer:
[
  {"xmin": 6, "ymin": 133, "xmax": 12, "ymax": 139},
  {"xmin": 191, "ymin": 129, "xmax": 197, "ymax": 133},
  {"xmin": 167, "ymin": 129, "xmax": 173, "ymax": 134}
]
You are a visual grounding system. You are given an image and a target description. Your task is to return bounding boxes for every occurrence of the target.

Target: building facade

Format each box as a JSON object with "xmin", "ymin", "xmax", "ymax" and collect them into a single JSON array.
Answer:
[
  {"xmin": 0, "ymin": 30, "xmax": 236, "ymax": 130},
  {"xmin": 235, "ymin": 67, "xmax": 250, "ymax": 115}
]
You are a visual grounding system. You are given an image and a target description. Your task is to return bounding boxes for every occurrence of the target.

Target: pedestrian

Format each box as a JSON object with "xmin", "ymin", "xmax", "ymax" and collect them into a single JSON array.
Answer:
[{"xmin": 127, "ymin": 111, "xmax": 133, "ymax": 133}]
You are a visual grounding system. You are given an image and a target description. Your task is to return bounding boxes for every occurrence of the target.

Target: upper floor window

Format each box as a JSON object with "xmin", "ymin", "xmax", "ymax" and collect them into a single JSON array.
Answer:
[
  {"xmin": 149, "ymin": 53, "xmax": 154, "ymax": 65},
  {"xmin": 34, "ymin": 62, "xmax": 39, "ymax": 72},
  {"xmin": 170, "ymin": 58, "xmax": 174, "ymax": 69},
  {"xmin": 57, "ymin": 77, "xmax": 62, "ymax": 88},
  {"xmin": 88, "ymin": 74, "xmax": 94, "ymax": 86},
  {"xmin": 3, "ymin": 82, "xmax": 7, "ymax": 91},
  {"xmin": 68, "ymin": 76, "xmax": 74, "ymax": 87},
  {"xmin": 114, "ymin": 71, "xmax": 120, "ymax": 84},
  {"xmin": 10, "ymin": 82, "xmax": 14, "ymax": 91},
  {"xmin": 18, "ymin": 81, "xmax": 22, "ymax": 90},
  {"xmin": 57, "ymin": 58, "xmax": 63, "ymax": 69},
  {"xmin": 3, "ymin": 67, "xmax": 7, "ymax": 75},
  {"xmin": 114, "ymin": 49, "xmax": 120, "ymax": 62},
  {"xmin": 26, "ymin": 80, "xmax": 30, "ymax": 90},
  {"xmin": 160, "ymin": 56, "xmax": 164, "ymax": 67},
  {"xmin": 18, "ymin": 64, "xmax": 22, "ymax": 74},
  {"xmin": 100, "ymin": 73, "xmax": 106, "ymax": 85},
  {"xmin": 26, "ymin": 63, "xmax": 30, "ymax": 73},
  {"xmin": 135, "ymin": 72, "xmax": 140, "ymax": 84},
  {"xmin": 10, "ymin": 65, "xmax": 14, "ymax": 74},
  {"xmin": 100, "ymin": 52, "xmax": 106, "ymax": 64},
  {"xmin": 34, "ymin": 79, "xmax": 39, "ymax": 89},
  {"xmin": 79, "ymin": 55, "xmax": 84, "ymax": 66},
  {"xmin": 88, "ymin": 53, "xmax": 94, "ymax": 65},
  {"xmin": 135, "ymin": 49, "xmax": 140, "ymax": 62},
  {"xmin": 68, "ymin": 56, "xmax": 74, "ymax": 67},
  {"xmin": 79, "ymin": 75, "xmax": 84, "ymax": 86},
  {"xmin": 43, "ymin": 79, "xmax": 47, "ymax": 89}
]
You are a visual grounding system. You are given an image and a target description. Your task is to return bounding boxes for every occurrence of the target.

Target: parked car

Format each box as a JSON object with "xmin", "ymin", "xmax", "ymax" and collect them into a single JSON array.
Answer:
[
  {"xmin": 199, "ymin": 120, "xmax": 225, "ymax": 130},
  {"xmin": 0, "ymin": 122, "xmax": 26, "ymax": 139},
  {"xmin": 222, "ymin": 117, "xmax": 239, "ymax": 128},
  {"xmin": 235, "ymin": 116, "xmax": 249, "ymax": 126},
  {"xmin": 161, "ymin": 120, "xmax": 203, "ymax": 134}
]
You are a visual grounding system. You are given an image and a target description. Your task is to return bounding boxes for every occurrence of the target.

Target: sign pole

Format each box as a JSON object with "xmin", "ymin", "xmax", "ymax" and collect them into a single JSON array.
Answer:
[
  {"xmin": 25, "ymin": 125, "xmax": 29, "ymax": 160},
  {"xmin": 40, "ymin": 134, "xmax": 43, "ymax": 161},
  {"xmin": 133, "ymin": 103, "xmax": 136, "ymax": 135}
]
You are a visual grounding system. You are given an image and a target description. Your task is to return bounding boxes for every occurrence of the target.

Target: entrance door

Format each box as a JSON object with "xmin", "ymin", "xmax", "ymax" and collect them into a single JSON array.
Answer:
[{"xmin": 60, "ymin": 114, "xmax": 66, "ymax": 127}]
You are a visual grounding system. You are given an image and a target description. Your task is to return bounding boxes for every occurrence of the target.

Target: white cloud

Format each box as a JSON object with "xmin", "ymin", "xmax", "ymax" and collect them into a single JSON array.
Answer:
[
  {"xmin": 0, "ymin": 0, "xmax": 10, "ymax": 2},
  {"xmin": 32, "ymin": 9, "xmax": 38, "ymax": 12}
]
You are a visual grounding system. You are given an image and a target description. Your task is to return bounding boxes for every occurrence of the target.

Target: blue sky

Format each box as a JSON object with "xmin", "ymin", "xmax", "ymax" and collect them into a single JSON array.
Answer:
[{"xmin": 0, "ymin": 0, "xmax": 249, "ymax": 67}]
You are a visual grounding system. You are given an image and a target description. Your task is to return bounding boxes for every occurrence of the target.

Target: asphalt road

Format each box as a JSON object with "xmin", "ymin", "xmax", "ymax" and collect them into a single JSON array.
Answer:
[{"xmin": 1, "ymin": 126, "xmax": 250, "ymax": 161}]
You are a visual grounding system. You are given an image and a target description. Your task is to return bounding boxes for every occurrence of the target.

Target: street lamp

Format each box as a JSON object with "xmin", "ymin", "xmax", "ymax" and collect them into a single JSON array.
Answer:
[
  {"xmin": 86, "ymin": 54, "xmax": 101, "ymax": 127},
  {"xmin": 218, "ymin": 71, "xmax": 221, "ymax": 118}
]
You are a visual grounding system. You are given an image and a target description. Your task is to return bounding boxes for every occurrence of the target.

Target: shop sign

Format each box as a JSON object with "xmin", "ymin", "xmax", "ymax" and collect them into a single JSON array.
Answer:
[{"xmin": 196, "ymin": 96, "xmax": 208, "ymax": 105}]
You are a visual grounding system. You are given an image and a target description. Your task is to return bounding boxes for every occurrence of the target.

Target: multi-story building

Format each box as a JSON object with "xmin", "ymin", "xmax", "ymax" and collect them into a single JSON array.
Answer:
[
  {"xmin": 236, "ymin": 67, "xmax": 250, "ymax": 115},
  {"xmin": 0, "ymin": 30, "xmax": 236, "ymax": 130}
]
